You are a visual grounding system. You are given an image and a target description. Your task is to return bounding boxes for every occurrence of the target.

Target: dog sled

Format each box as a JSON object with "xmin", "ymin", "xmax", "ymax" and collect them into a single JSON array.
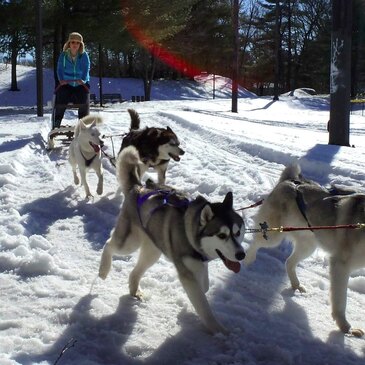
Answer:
[{"xmin": 47, "ymin": 125, "xmax": 75, "ymax": 149}]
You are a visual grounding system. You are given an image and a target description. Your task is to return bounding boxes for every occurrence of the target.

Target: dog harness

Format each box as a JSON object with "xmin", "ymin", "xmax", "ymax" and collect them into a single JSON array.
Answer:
[
  {"xmin": 293, "ymin": 181, "xmax": 312, "ymax": 228},
  {"xmin": 79, "ymin": 149, "xmax": 97, "ymax": 167},
  {"xmin": 137, "ymin": 189, "xmax": 190, "ymax": 226},
  {"xmin": 137, "ymin": 189, "xmax": 210, "ymax": 262},
  {"xmin": 293, "ymin": 180, "xmax": 357, "ymax": 230}
]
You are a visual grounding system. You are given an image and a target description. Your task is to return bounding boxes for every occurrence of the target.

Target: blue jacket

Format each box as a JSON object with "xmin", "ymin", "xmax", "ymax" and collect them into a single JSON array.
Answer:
[{"xmin": 57, "ymin": 50, "xmax": 90, "ymax": 87}]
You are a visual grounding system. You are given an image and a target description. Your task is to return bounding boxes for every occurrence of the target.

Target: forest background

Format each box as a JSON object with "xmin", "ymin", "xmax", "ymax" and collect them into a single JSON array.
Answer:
[{"xmin": 0, "ymin": 0, "xmax": 365, "ymax": 101}]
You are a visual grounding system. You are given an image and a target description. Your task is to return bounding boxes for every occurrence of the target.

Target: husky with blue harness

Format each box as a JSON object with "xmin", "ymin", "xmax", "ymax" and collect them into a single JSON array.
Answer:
[{"xmin": 99, "ymin": 145, "xmax": 246, "ymax": 334}]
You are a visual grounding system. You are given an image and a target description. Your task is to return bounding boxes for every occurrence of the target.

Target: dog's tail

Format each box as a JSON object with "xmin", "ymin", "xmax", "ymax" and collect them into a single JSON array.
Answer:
[
  {"xmin": 74, "ymin": 115, "xmax": 103, "ymax": 138},
  {"xmin": 127, "ymin": 109, "xmax": 140, "ymax": 130},
  {"xmin": 116, "ymin": 145, "xmax": 143, "ymax": 194},
  {"xmin": 278, "ymin": 163, "xmax": 301, "ymax": 183}
]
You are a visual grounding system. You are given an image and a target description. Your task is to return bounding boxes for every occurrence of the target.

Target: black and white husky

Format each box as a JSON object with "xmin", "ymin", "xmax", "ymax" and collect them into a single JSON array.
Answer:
[
  {"xmin": 99, "ymin": 145, "xmax": 245, "ymax": 334},
  {"xmin": 68, "ymin": 115, "xmax": 104, "ymax": 198},
  {"xmin": 245, "ymin": 164, "xmax": 365, "ymax": 337},
  {"xmin": 118, "ymin": 109, "xmax": 185, "ymax": 185}
]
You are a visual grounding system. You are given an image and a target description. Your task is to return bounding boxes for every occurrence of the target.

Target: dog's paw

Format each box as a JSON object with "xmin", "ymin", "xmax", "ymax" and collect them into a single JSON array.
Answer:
[
  {"xmin": 98, "ymin": 269, "xmax": 108, "ymax": 280},
  {"xmin": 85, "ymin": 193, "xmax": 93, "ymax": 200},
  {"xmin": 98, "ymin": 263, "xmax": 110, "ymax": 280},
  {"xmin": 132, "ymin": 290, "xmax": 144, "ymax": 301},
  {"xmin": 349, "ymin": 328, "xmax": 365, "ymax": 338},
  {"xmin": 293, "ymin": 284, "xmax": 307, "ymax": 293}
]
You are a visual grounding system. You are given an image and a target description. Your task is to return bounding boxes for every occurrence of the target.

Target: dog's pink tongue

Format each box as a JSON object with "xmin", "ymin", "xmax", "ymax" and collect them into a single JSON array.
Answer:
[
  {"xmin": 90, "ymin": 143, "xmax": 100, "ymax": 153},
  {"xmin": 223, "ymin": 258, "xmax": 241, "ymax": 273}
]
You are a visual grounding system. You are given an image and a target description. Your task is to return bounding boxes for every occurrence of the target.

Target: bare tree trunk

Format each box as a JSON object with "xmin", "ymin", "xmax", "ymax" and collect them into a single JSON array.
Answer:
[
  {"xmin": 231, "ymin": 0, "xmax": 239, "ymax": 112},
  {"xmin": 142, "ymin": 50, "xmax": 156, "ymax": 101},
  {"xmin": 10, "ymin": 33, "xmax": 19, "ymax": 91},
  {"xmin": 53, "ymin": 24, "xmax": 62, "ymax": 87},
  {"xmin": 329, "ymin": 0, "xmax": 352, "ymax": 146},
  {"xmin": 35, "ymin": 0, "xmax": 43, "ymax": 116},
  {"xmin": 99, "ymin": 44, "xmax": 103, "ymax": 107},
  {"xmin": 286, "ymin": 0, "xmax": 292, "ymax": 92},
  {"xmin": 273, "ymin": 0, "xmax": 280, "ymax": 101}
]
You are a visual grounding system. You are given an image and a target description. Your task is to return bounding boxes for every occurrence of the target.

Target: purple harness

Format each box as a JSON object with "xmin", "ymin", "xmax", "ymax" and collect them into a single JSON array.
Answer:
[
  {"xmin": 137, "ymin": 189, "xmax": 190, "ymax": 229},
  {"xmin": 137, "ymin": 189, "xmax": 209, "ymax": 262}
]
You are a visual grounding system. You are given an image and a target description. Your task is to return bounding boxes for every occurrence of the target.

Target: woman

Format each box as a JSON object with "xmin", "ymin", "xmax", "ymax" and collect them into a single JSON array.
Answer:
[{"xmin": 53, "ymin": 32, "xmax": 90, "ymax": 129}]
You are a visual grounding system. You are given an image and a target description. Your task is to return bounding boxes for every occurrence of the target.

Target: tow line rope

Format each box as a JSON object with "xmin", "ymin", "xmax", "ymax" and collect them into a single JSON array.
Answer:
[
  {"xmin": 236, "ymin": 199, "xmax": 264, "ymax": 211},
  {"xmin": 237, "ymin": 200, "xmax": 365, "ymax": 238},
  {"xmin": 246, "ymin": 221, "xmax": 365, "ymax": 240},
  {"xmin": 100, "ymin": 133, "xmax": 127, "ymax": 168},
  {"xmin": 101, "ymin": 148, "xmax": 116, "ymax": 167}
]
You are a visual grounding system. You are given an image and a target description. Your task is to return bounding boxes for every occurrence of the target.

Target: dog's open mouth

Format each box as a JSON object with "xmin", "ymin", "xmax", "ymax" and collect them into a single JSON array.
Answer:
[
  {"xmin": 216, "ymin": 249, "xmax": 241, "ymax": 273},
  {"xmin": 168, "ymin": 153, "xmax": 181, "ymax": 162},
  {"xmin": 89, "ymin": 141, "xmax": 100, "ymax": 153}
]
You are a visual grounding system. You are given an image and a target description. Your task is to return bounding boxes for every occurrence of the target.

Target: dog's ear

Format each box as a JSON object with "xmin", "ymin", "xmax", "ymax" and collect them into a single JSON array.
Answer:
[
  {"xmin": 90, "ymin": 119, "xmax": 96, "ymax": 128},
  {"xmin": 80, "ymin": 120, "xmax": 87, "ymax": 129},
  {"xmin": 222, "ymin": 192, "xmax": 233, "ymax": 208},
  {"xmin": 166, "ymin": 126, "xmax": 172, "ymax": 132},
  {"xmin": 200, "ymin": 204, "xmax": 214, "ymax": 226}
]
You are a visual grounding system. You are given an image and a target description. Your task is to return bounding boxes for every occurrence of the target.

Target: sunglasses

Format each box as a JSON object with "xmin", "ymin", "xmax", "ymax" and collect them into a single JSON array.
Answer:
[{"xmin": 70, "ymin": 41, "xmax": 80, "ymax": 45}]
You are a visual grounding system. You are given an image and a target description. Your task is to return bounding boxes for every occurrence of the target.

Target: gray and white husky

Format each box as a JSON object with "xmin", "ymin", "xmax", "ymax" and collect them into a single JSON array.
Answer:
[
  {"xmin": 245, "ymin": 163, "xmax": 365, "ymax": 337},
  {"xmin": 99, "ymin": 145, "xmax": 246, "ymax": 334},
  {"xmin": 68, "ymin": 115, "xmax": 104, "ymax": 198}
]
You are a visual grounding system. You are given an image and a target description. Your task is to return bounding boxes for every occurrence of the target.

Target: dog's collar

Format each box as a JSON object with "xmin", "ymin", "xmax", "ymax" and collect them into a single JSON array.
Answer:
[{"xmin": 192, "ymin": 250, "xmax": 209, "ymax": 262}]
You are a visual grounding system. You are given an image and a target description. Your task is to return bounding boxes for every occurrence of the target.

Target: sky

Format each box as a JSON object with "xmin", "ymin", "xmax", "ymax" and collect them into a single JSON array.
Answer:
[{"xmin": 1, "ymin": 64, "xmax": 365, "ymax": 365}]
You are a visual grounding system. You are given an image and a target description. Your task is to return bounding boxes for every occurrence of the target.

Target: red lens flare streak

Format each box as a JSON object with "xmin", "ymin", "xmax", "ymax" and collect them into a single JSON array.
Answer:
[{"xmin": 123, "ymin": 9, "xmax": 201, "ymax": 78}]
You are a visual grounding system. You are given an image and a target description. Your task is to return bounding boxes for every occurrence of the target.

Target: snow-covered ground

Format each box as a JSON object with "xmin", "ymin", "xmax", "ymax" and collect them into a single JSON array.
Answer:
[{"xmin": 1, "ymin": 65, "xmax": 365, "ymax": 365}]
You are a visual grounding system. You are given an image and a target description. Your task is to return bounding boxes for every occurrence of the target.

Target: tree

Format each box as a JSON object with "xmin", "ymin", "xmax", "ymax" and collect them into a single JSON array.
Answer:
[
  {"xmin": 273, "ymin": 0, "xmax": 281, "ymax": 100},
  {"xmin": 121, "ymin": 0, "xmax": 200, "ymax": 100},
  {"xmin": 329, "ymin": 0, "xmax": 352, "ymax": 146},
  {"xmin": 238, "ymin": 0, "xmax": 260, "ymax": 89},
  {"xmin": 351, "ymin": 0, "xmax": 365, "ymax": 97},
  {"xmin": 248, "ymin": 0, "xmax": 331, "ymax": 95},
  {"xmin": 0, "ymin": 0, "xmax": 35, "ymax": 91},
  {"xmin": 232, "ymin": 0, "xmax": 239, "ymax": 112}
]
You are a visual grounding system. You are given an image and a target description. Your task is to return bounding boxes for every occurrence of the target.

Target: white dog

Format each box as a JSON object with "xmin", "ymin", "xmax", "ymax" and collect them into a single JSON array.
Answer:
[
  {"xmin": 245, "ymin": 164, "xmax": 365, "ymax": 337},
  {"xmin": 68, "ymin": 115, "xmax": 104, "ymax": 198}
]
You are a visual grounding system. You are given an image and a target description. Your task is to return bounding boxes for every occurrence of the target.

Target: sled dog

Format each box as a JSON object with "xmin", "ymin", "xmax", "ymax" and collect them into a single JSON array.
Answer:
[
  {"xmin": 99, "ymin": 145, "xmax": 245, "ymax": 334},
  {"xmin": 68, "ymin": 115, "xmax": 104, "ymax": 198},
  {"xmin": 245, "ymin": 163, "xmax": 365, "ymax": 337},
  {"xmin": 118, "ymin": 109, "xmax": 185, "ymax": 185}
]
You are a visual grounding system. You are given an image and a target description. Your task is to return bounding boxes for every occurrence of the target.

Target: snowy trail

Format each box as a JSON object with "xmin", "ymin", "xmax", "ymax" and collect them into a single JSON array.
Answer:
[{"xmin": 1, "ymin": 93, "xmax": 365, "ymax": 364}]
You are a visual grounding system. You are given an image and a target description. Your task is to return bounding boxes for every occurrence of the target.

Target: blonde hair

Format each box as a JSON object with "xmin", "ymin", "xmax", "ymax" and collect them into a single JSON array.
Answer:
[{"xmin": 63, "ymin": 32, "xmax": 85, "ymax": 53}]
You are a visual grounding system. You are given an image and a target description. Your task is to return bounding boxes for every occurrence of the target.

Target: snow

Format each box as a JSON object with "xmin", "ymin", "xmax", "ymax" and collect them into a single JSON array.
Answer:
[{"xmin": 1, "ymin": 64, "xmax": 365, "ymax": 365}]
